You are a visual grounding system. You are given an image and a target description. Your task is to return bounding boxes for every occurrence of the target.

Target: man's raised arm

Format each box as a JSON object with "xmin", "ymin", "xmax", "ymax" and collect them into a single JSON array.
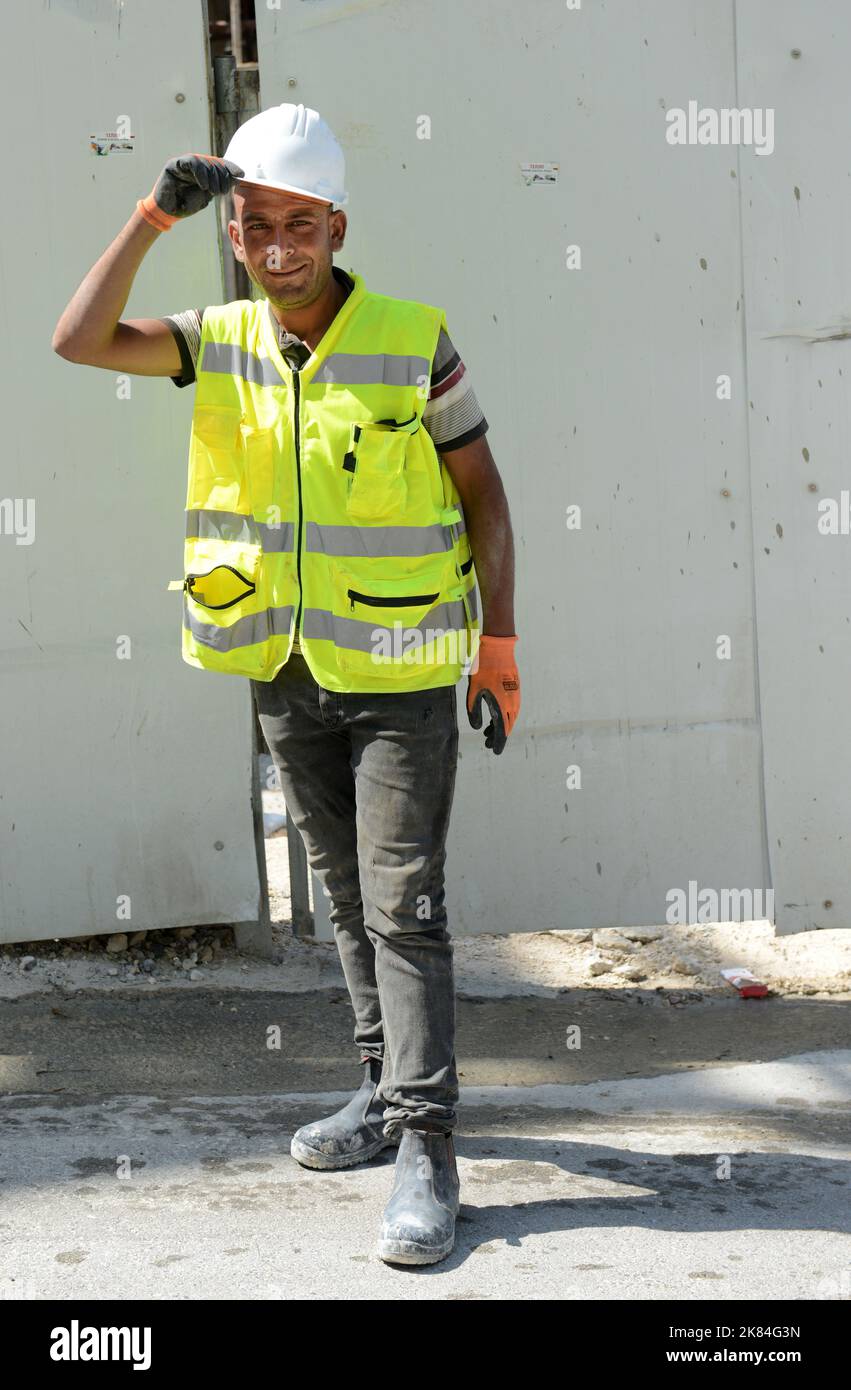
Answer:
[{"xmin": 51, "ymin": 154, "xmax": 242, "ymax": 375}]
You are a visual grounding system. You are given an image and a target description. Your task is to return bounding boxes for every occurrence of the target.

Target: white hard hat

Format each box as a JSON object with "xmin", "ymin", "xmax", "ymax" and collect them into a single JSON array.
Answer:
[{"xmin": 224, "ymin": 102, "xmax": 348, "ymax": 207}]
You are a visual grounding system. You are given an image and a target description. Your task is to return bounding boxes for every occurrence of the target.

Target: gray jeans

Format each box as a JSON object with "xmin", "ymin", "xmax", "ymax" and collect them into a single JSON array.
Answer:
[{"xmin": 251, "ymin": 654, "xmax": 460, "ymax": 1137}]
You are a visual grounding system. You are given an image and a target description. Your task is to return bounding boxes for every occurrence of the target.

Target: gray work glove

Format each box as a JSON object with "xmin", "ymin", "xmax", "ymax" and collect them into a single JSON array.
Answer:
[{"xmin": 139, "ymin": 155, "xmax": 245, "ymax": 226}]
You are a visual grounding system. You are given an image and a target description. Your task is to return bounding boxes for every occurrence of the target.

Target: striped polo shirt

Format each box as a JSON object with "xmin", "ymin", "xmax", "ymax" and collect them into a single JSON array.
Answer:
[{"xmin": 162, "ymin": 266, "xmax": 487, "ymax": 652}]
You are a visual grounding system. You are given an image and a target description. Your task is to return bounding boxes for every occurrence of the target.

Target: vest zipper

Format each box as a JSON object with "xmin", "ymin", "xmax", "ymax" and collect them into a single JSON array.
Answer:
[
  {"xmin": 348, "ymin": 587, "xmax": 439, "ymax": 612},
  {"xmin": 292, "ymin": 366, "xmax": 303, "ymax": 639}
]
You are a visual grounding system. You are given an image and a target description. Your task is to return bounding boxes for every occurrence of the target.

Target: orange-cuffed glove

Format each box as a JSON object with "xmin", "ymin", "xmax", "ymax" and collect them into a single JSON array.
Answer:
[
  {"xmin": 136, "ymin": 154, "xmax": 244, "ymax": 231},
  {"xmin": 466, "ymin": 634, "xmax": 521, "ymax": 755}
]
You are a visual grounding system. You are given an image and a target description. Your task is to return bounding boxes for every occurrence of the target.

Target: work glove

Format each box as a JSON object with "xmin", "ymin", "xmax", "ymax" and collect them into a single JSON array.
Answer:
[
  {"xmin": 466, "ymin": 634, "xmax": 521, "ymax": 755},
  {"xmin": 136, "ymin": 154, "xmax": 245, "ymax": 231}
]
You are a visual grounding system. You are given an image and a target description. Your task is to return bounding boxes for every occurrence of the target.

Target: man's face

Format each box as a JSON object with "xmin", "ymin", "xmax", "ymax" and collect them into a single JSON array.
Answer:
[{"xmin": 228, "ymin": 184, "xmax": 347, "ymax": 308}]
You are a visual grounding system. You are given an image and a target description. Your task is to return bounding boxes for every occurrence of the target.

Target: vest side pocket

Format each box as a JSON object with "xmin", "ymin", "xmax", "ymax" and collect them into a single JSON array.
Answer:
[
  {"xmin": 328, "ymin": 557, "xmax": 458, "ymax": 677},
  {"xmin": 183, "ymin": 538, "xmax": 262, "ymax": 614},
  {"xmin": 344, "ymin": 423, "xmax": 409, "ymax": 522}
]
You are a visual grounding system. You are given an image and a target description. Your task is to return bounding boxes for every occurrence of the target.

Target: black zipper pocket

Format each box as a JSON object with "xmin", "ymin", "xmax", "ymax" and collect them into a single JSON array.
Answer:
[
  {"xmin": 186, "ymin": 565, "xmax": 257, "ymax": 610},
  {"xmin": 348, "ymin": 587, "xmax": 439, "ymax": 612}
]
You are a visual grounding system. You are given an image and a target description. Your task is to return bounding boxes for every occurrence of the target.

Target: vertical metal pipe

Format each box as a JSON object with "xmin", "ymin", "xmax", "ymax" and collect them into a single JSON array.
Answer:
[{"xmin": 229, "ymin": 0, "xmax": 244, "ymax": 66}]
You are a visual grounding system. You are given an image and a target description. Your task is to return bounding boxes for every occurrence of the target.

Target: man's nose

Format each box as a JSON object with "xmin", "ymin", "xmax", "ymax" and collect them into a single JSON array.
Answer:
[{"xmin": 265, "ymin": 240, "xmax": 297, "ymax": 266}]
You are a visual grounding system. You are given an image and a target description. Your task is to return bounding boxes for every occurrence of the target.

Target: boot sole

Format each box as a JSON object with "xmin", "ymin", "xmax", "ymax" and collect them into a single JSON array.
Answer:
[
  {"xmin": 290, "ymin": 1133, "xmax": 399, "ymax": 1171},
  {"xmin": 377, "ymin": 1233, "xmax": 455, "ymax": 1266}
]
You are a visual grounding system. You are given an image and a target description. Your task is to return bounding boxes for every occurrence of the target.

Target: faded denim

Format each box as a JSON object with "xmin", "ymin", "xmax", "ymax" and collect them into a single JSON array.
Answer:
[{"xmin": 251, "ymin": 653, "xmax": 460, "ymax": 1137}]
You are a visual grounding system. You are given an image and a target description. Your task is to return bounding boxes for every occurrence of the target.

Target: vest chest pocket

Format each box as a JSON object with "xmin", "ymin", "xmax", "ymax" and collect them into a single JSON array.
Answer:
[
  {"xmin": 188, "ymin": 405, "xmax": 246, "ymax": 513},
  {"xmin": 343, "ymin": 419, "xmax": 418, "ymax": 522},
  {"xmin": 241, "ymin": 424, "xmax": 277, "ymax": 528}
]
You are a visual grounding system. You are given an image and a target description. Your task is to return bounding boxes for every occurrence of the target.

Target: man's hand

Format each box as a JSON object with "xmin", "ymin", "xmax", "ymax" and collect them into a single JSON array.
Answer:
[
  {"xmin": 466, "ymin": 634, "xmax": 521, "ymax": 755},
  {"xmin": 137, "ymin": 155, "xmax": 245, "ymax": 230}
]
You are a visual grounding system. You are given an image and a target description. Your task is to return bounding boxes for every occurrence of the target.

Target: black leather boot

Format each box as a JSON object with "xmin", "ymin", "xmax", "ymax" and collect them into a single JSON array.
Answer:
[
  {"xmin": 290, "ymin": 1057, "xmax": 397, "ymax": 1170},
  {"xmin": 377, "ymin": 1125, "xmax": 461, "ymax": 1265}
]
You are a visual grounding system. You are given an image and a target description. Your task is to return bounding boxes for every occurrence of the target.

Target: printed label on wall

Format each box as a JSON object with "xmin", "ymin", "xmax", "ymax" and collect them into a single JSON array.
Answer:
[
  {"xmin": 520, "ymin": 161, "xmax": 559, "ymax": 185},
  {"xmin": 90, "ymin": 133, "xmax": 135, "ymax": 156}
]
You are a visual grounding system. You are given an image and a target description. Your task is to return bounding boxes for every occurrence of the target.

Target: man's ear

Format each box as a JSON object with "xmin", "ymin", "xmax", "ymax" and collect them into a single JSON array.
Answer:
[
  {"xmin": 227, "ymin": 218, "xmax": 245, "ymax": 264},
  {"xmin": 329, "ymin": 209, "xmax": 347, "ymax": 253}
]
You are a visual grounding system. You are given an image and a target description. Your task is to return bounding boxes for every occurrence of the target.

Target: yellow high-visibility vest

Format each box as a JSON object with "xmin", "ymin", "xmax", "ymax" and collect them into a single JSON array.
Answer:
[{"xmin": 168, "ymin": 270, "xmax": 480, "ymax": 692}]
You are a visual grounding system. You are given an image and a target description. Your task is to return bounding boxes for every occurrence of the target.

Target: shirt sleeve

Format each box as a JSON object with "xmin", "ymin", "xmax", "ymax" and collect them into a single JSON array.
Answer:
[
  {"xmin": 159, "ymin": 308, "xmax": 205, "ymax": 388},
  {"xmin": 421, "ymin": 327, "xmax": 489, "ymax": 452}
]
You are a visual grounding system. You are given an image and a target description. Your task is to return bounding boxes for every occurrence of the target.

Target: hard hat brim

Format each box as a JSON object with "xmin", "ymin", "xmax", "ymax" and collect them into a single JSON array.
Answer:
[{"xmin": 232, "ymin": 177, "xmax": 345, "ymax": 207}]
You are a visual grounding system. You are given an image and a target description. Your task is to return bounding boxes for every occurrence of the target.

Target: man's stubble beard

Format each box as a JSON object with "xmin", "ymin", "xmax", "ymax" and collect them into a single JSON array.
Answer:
[{"xmin": 246, "ymin": 258, "xmax": 332, "ymax": 311}]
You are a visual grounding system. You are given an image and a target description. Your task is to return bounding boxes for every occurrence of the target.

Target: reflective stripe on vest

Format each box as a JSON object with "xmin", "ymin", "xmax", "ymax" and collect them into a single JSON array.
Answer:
[{"xmin": 170, "ymin": 270, "xmax": 481, "ymax": 691}]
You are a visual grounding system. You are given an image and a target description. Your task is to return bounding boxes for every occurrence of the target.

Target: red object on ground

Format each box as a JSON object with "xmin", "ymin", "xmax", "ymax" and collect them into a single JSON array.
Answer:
[{"xmin": 720, "ymin": 967, "xmax": 769, "ymax": 998}]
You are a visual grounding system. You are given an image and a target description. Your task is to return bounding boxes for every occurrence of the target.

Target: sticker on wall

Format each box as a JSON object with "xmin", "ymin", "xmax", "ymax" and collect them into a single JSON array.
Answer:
[
  {"xmin": 90, "ymin": 133, "xmax": 135, "ymax": 156},
  {"xmin": 520, "ymin": 161, "xmax": 559, "ymax": 185}
]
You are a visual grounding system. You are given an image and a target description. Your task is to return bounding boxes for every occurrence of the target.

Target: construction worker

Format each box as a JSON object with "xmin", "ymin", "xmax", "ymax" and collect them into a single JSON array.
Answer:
[{"xmin": 52, "ymin": 103, "xmax": 520, "ymax": 1267}]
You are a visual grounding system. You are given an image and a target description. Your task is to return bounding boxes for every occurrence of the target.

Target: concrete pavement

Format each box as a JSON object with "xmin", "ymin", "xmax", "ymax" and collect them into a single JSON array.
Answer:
[{"xmin": 1, "ymin": 1035, "xmax": 849, "ymax": 1299}]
